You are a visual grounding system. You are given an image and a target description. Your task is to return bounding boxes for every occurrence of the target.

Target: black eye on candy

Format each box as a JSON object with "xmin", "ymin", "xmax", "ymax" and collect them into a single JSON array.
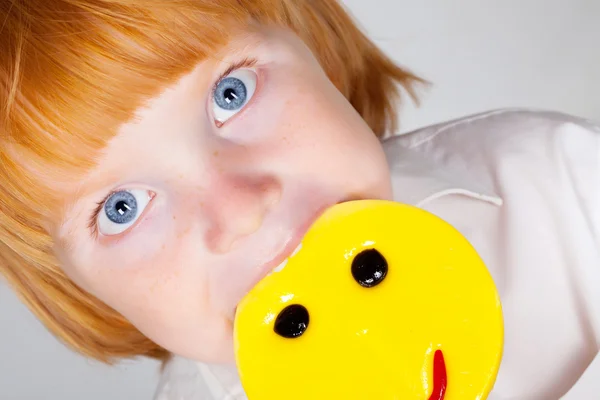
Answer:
[
  {"xmin": 351, "ymin": 248, "xmax": 388, "ymax": 288},
  {"xmin": 274, "ymin": 304, "xmax": 310, "ymax": 339}
]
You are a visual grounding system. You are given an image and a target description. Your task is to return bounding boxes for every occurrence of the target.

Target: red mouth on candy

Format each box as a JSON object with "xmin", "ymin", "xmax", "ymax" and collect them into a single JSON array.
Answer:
[{"xmin": 429, "ymin": 350, "xmax": 447, "ymax": 400}]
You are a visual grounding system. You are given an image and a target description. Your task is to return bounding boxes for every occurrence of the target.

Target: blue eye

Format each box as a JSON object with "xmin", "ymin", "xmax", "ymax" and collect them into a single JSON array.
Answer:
[
  {"xmin": 212, "ymin": 69, "xmax": 257, "ymax": 124},
  {"xmin": 105, "ymin": 191, "xmax": 137, "ymax": 224},
  {"xmin": 214, "ymin": 77, "xmax": 247, "ymax": 111},
  {"xmin": 97, "ymin": 189, "xmax": 152, "ymax": 236}
]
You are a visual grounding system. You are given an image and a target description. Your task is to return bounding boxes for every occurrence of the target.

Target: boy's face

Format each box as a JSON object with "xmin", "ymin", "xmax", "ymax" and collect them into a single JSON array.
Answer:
[{"xmin": 53, "ymin": 27, "xmax": 392, "ymax": 363}]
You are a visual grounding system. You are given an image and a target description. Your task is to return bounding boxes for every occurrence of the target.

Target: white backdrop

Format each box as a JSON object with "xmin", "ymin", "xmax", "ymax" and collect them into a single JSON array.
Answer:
[{"xmin": 1, "ymin": 1, "xmax": 599, "ymax": 399}]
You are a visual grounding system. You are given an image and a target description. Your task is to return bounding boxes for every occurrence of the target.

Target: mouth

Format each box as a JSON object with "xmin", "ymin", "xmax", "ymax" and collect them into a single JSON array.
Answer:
[
  {"xmin": 429, "ymin": 350, "xmax": 447, "ymax": 400},
  {"xmin": 268, "ymin": 242, "xmax": 303, "ymax": 275},
  {"xmin": 252, "ymin": 198, "xmax": 356, "ymax": 282},
  {"xmin": 230, "ymin": 202, "xmax": 341, "ymax": 319}
]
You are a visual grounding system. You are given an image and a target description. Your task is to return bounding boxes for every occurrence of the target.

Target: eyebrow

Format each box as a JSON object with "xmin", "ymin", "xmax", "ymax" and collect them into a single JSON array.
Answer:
[
  {"xmin": 210, "ymin": 32, "xmax": 265, "ymax": 69},
  {"xmin": 216, "ymin": 58, "xmax": 258, "ymax": 84},
  {"xmin": 56, "ymin": 204, "xmax": 83, "ymax": 253}
]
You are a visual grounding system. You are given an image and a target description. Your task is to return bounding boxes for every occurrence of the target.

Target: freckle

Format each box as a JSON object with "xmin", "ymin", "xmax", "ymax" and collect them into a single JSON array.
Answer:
[
  {"xmin": 178, "ymin": 174, "xmax": 183, "ymax": 179},
  {"xmin": 213, "ymin": 151, "xmax": 219, "ymax": 156},
  {"xmin": 173, "ymin": 215, "xmax": 177, "ymax": 220},
  {"xmin": 176, "ymin": 227, "xmax": 192, "ymax": 239}
]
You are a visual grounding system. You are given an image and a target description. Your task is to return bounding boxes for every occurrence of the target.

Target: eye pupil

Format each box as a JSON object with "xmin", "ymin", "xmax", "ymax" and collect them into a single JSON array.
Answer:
[
  {"xmin": 115, "ymin": 200, "xmax": 131, "ymax": 215},
  {"xmin": 351, "ymin": 249, "xmax": 388, "ymax": 288},
  {"xmin": 224, "ymin": 88, "xmax": 238, "ymax": 103},
  {"xmin": 274, "ymin": 304, "xmax": 310, "ymax": 339}
]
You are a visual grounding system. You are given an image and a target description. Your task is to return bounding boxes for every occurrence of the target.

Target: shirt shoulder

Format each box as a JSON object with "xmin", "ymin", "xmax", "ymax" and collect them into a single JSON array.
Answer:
[
  {"xmin": 385, "ymin": 109, "xmax": 599, "ymax": 233},
  {"xmin": 390, "ymin": 108, "xmax": 600, "ymax": 151}
]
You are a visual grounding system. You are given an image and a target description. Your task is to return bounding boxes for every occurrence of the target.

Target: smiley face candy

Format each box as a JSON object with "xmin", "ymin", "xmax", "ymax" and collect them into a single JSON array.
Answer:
[{"xmin": 234, "ymin": 200, "xmax": 504, "ymax": 400}]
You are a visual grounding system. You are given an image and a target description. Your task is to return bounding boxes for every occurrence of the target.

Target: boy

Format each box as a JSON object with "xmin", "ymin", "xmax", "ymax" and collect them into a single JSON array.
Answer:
[{"xmin": 1, "ymin": 1, "xmax": 598, "ymax": 399}]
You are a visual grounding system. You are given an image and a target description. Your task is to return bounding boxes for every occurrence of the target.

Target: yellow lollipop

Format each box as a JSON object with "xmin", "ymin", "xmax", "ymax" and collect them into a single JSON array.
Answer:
[{"xmin": 234, "ymin": 200, "xmax": 503, "ymax": 399}]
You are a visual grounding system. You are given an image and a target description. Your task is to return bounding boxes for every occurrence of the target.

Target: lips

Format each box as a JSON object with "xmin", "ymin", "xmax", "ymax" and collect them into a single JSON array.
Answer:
[
  {"xmin": 429, "ymin": 350, "xmax": 447, "ymax": 400},
  {"xmin": 250, "ymin": 228, "xmax": 307, "ymax": 288},
  {"xmin": 228, "ymin": 203, "xmax": 336, "ymax": 318},
  {"xmin": 251, "ymin": 202, "xmax": 338, "ymax": 283}
]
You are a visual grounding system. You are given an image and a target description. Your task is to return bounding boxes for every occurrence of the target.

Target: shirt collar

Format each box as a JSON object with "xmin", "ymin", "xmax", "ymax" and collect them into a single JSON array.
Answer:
[{"xmin": 382, "ymin": 135, "xmax": 503, "ymax": 208}]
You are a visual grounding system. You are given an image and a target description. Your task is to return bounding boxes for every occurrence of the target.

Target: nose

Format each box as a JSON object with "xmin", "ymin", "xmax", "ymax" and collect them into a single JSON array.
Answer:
[{"xmin": 204, "ymin": 174, "xmax": 282, "ymax": 253}]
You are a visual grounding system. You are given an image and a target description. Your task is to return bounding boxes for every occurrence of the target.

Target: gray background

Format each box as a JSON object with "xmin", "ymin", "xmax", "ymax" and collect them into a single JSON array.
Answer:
[{"xmin": 1, "ymin": 0, "xmax": 599, "ymax": 399}]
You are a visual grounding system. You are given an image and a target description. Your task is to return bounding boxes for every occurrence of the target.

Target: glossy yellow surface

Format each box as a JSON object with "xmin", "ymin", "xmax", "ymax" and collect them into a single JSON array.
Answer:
[{"xmin": 234, "ymin": 200, "xmax": 503, "ymax": 399}]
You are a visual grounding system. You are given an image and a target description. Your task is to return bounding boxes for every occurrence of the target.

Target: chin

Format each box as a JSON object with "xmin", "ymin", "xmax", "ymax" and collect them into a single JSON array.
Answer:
[
  {"xmin": 180, "ymin": 338, "xmax": 236, "ymax": 364},
  {"xmin": 160, "ymin": 321, "xmax": 236, "ymax": 364}
]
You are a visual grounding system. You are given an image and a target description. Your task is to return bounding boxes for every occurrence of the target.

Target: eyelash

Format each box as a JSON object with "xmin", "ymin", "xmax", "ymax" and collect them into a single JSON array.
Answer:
[
  {"xmin": 211, "ymin": 57, "xmax": 258, "ymax": 96},
  {"xmin": 88, "ymin": 193, "xmax": 112, "ymax": 236}
]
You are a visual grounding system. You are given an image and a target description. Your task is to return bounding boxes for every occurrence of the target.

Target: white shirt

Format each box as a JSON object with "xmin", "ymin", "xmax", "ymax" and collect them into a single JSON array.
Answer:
[{"xmin": 154, "ymin": 109, "xmax": 600, "ymax": 400}]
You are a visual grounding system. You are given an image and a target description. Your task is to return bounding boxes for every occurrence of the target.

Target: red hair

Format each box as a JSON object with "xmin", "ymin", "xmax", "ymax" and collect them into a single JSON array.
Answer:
[{"xmin": 0, "ymin": 0, "xmax": 424, "ymax": 363}]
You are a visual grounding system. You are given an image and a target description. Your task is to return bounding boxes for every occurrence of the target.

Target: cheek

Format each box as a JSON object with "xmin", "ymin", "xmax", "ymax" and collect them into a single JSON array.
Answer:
[
  {"xmin": 247, "ymin": 67, "xmax": 390, "ymax": 193},
  {"xmin": 259, "ymin": 63, "xmax": 370, "ymax": 147},
  {"xmin": 57, "ymin": 200, "xmax": 234, "ymax": 361},
  {"xmin": 85, "ymin": 236, "xmax": 194, "ymax": 314},
  {"xmin": 64, "ymin": 197, "xmax": 208, "ymax": 319},
  {"xmin": 79, "ymin": 225, "xmax": 212, "ymax": 337}
]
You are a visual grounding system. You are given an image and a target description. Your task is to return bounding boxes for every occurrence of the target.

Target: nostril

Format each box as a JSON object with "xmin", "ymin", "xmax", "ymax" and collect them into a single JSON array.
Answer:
[{"xmin": 274, "ymin": 304, "xmax": 310, "ymax": 338}]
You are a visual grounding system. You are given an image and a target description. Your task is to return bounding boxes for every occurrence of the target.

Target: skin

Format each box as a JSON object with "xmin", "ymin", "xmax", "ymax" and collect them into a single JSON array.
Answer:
[{"xmin": 52, "ymin": 27, "xmax": 393, "ymax": 363}]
